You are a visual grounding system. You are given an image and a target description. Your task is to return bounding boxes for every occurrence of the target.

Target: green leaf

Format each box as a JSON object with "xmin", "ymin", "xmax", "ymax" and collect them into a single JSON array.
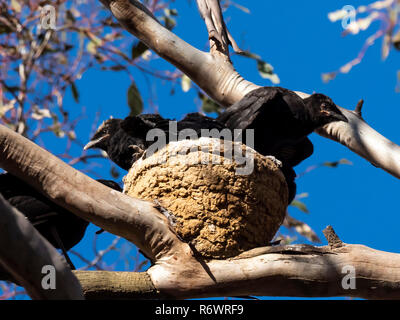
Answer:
[
  {"xmin": 109, "ymin": 65, "xmax": 126, "ymax": 71},
  {"xmin": 199, "ymin": 93, "xmax": 222, "ymax": 114},
  {"xmin": 257, "ymin": 60, "xmax": 280, "ymax": 84},
  {"xmin": 240, "ymin": 50, "xmax": 261, "ymax": 60},
  {"xmin": 110, "ymin": 166, "xmax": 120, "ymax": 178},
  {"xmin": 67, "ymin": 131, "xmax": 76, "ymax": 140},
  {"xmin": 240, "ymin": 51, "xmax": 280, "ymax": 84},
  {"xmin": 31, "ymin": 106, "xmax": 51, "ymax": 120},
  {"xmin": 0, "ymin": 23, "xmax": 12, "ymax": 35},
  {"xmin": 290, "ymin": 200, "xmax": 309, "ymax": 214},
  {"xmin": 131, "ymin": 41, "xmax": 149, "ymax": 60},
  {"xmin": 323, "ymin": 158, "xmax": 352, "ymax": 168},
  {"xmin": 70, "ymin": 82, "xmax": 79, "ymax": 103},
  {"xmin": 296, "ymin": 192, "xmax": 309, "ymax": 200},
  {"xmin": 3, "ymin": 86, "xmax": 19, "ymax": 93},
  {"xmin": 392, "ymin": 30, "xmax": 400, "ymax": 50},
  {"xmin": 164, "ymin": 8, "xmax": 178, "ymax": 16},
  {"xmin": 163, "ymin": 16, "xmax": 176, "ymax": 30},
  {"xmin": 52, "ymin": 124, "xmax": 65, "ymax": 138},
  {"xmin": 161, "ymin": 8, "xmax": 178, "ymax": 30},
  {"xmin": 257, "ymin": 60, "xmax": 274, "ymax": 74},
  {"xmin": 322, "ymin": 72, "xmax": 337, "ymax": 83},
  {"xmin": 181, "ymin": 75, "xmax": 192, "ymax": 92},
  {"xmin": 66, "ymin": 10, "xmax": 76, "ymax": 23},
  {"xmin": 127, "ymin": 81, "xmax": 143, "ymax": 116},
  {"xmin": 11, "ymin": 0, "xmax": 21, "ymax": 13},
  {"xmin": 0, "ymin": 100, "xmax": 15, "ymax": 117},
  {"xmin": 86, "ymin": 41, "xmax": 97, "ymax": 54},
  {"xmin": 231, "ymin": 3, "xmax": 250, "ymax": 14}
]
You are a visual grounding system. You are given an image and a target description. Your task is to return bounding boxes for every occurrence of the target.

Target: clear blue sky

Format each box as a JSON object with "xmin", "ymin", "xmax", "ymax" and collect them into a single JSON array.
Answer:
[{"xmin": 48, "ymin": 1, "xmax": 400, "ymax": 298}]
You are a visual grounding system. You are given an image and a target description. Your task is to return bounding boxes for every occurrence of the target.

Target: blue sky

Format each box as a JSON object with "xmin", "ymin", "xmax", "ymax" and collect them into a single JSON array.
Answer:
[{"xmin": 19, "ymin": 1, "xmax": 400, "ymax": 298}]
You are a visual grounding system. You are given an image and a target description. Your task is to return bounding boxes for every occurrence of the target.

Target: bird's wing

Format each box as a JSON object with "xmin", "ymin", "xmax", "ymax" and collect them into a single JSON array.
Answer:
[
  {"xmin": 6, "ymin": 195, "xmax": 55, "ymax": 223},
  {"xmin": 0, "ymin": 173, "xmax": 30, "ymax": 198},
  {"xmin": 274, "ymin": 137, "xmax": 314, "ymax": 168},
  {"xmin": 1, "ymin": 173, "xmax": 90, "ymax": 250},
  {"xmin": 178, "ymin": 113, "xmax": 226, "ymax": 132},
  {"xmin": 120, "ymin": 115, "xmax": 154, "ymax": 139},
  {"xmin": 121, "ymin": 114, "xmax": 171, "ymax": 138},
  {"xmin": 218, "ymin": 87, "xmax": 283, "ymax": 129},
  {"xmin": 96, "ymin": 179, "xmax": 122, "ymax": 192},
  {"xmin": 281, "ymin": 90, "xmax": 310, "ymax": 123}
]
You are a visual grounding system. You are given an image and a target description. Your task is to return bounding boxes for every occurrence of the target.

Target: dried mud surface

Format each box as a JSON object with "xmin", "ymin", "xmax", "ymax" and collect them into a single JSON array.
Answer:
[{"xmin": 124, "ymin": 138, "xmax": 288, "ymax": 259}]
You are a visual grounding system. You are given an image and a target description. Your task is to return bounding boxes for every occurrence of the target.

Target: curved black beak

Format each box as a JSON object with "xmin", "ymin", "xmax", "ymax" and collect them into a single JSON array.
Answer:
[{"xmin": 333, "ymin": 112, "xmax": 348, "ymax": 123}]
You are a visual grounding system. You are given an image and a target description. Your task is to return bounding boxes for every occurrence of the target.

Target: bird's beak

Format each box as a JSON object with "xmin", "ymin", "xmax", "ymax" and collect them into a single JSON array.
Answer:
[
  {"xmin": 333, "ymin": 112, "xmax": 348, "ymax": 123},
  {"xmin": 83, "ymin": 135, "xmax": 109, "ymax": 150},
  {"xmin": 321, "ymin": 110, "xmax": 348, "ymax": 123}
]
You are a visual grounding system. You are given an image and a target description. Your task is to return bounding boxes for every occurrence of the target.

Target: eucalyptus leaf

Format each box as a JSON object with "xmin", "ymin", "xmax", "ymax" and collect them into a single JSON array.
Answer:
[
  {"xmin": 131, "ymin": 41, "xmax": 149, "ymax": 60},
  {"xmin": 181, "ymin": 75, "xmax": 192, "ymax": 92},
  {"xmin": 290, "ymin": 200, "xmax": 309, "ymax": 214},
  {"xmin": 199, "ymin": 93, "xmax": 221, "ymax": 114},
  {"xmin": 71, "ymin": 82, "xmax": 79, "ymax": 103},
  {"xmin": 127, "ymin": 81, "xmax": 143, "ymax": 116}
]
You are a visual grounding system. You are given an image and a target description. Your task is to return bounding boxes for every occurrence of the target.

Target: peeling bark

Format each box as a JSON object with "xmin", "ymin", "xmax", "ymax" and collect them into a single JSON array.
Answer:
[
  {"xmin": 74, "ymin": 271, "xmax": 162, "ymax": 299},
  {"xmin": 74, "ymin": 243, "xmax": 400, "ymax": 300},
  {"xmin": 196, "ymin": 0, "xmax": 241, "ymax": 55}
]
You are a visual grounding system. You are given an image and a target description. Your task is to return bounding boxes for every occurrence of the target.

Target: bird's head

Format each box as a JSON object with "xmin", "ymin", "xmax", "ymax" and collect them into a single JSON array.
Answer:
[
  {"xmin": 84, "ymin": 118, "xmax": 122, "ymax": 151},
  {"xmin": 303, "ymin": 93, "xmax": 348, "ymax": 127}
]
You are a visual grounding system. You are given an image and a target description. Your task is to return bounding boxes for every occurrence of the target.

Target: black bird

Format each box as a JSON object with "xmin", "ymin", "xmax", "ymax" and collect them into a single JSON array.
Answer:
[
  {"xmin": 85, "ymin": 87, "xmax": 346, "ymax": 204},
  {"xmin": 84, "ymin": 114, "xmax": 168, "ymax": 170},
  {"xmin": 0, "ymin": 173, "xmax": 122, "ymax": 269},
  {"xmin": 84, "ymin": 113, "xmax": 226, "ymax": 170},
  {"xmin": 217, "ymin": 86, "xmax": 348, "ymax": 203}
]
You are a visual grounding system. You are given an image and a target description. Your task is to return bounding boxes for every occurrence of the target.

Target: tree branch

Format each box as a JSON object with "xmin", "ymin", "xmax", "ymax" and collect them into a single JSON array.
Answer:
[
  {"xmin": 0, "ymin": 195, "xmax": 83, "ymax": 299},
  {"xmin": 2, "ymin": 98, "xmax": 400, "ymax": 300},
  {"xmin": 74, "ymin": 243, "xmax": 400, "ymax": 299},
  {"xmin": 99, "ymin": 0, "xmax": 400, "ymax": 179},
  {"xmin": 100, "ymin": 0, "xmax": 257, "ymax": 106},
  {"xmin": 196, "ymin": 0, "xmax": 241, "ymax": 55},
  {"xmin": 74, "ymin": 271, "xmax": 162, "ymax": 299},
  {"xmin": 2, "ymin": 1, "xmax": 400, "ymax": 300},
  {"xmin": 0, "ymin": 124, "xmax": 188, "ymax": 262}
]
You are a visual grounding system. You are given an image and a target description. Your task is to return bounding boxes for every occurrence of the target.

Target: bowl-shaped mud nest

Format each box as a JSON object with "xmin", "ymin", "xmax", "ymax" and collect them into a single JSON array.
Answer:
[{"xmin": 123, "ymin": 137, "xmax": 288, "ymax": 259}]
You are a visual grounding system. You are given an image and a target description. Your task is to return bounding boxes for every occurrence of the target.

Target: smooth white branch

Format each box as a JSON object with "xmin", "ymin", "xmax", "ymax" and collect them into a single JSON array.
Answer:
[{"xmin": 100, "ymin": 0, "xmax": 400, "ymax": 179}]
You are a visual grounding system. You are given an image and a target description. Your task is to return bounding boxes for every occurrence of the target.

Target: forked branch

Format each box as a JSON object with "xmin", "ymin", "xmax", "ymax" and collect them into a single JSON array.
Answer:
[
  {"xmin": 100, "ymin": 0, "xmax": 400, "ymax": 179},
  {"xmin": 0, "ymin": 124, "xmax": 188, "ymax": 263},
  {"xmin": 1, "ymin": 0, "xmax": 400, "ymax": 300},
  {"xmin": 196, "ymin": 0, "xmax": 242, "ymax": 55},
  {"xmin": 1, "ymin": 107, "xmax": 400, "ymax": 300}
]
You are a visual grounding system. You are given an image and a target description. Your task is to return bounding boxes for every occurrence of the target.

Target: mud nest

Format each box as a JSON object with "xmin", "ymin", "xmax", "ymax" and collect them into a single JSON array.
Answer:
[{"xmin": 123, "ymin": 138, "xmax": 288, "ymax": 259}]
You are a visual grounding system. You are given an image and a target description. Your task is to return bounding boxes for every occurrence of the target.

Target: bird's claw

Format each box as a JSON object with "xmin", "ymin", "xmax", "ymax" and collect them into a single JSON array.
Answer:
[
  {"xmin": 265, "ymin": 156, "xmax": 282, "ymax": 168},
  {"xmin": 129, "ymin": 145, "xmax": 146, "ymax": 162}
]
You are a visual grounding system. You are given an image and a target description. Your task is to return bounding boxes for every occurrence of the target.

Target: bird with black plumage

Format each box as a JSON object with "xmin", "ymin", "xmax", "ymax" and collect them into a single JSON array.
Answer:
[
  {"xmin": 84, "ymin": 113, "xmax": 226, "ymax": 171},
  {"xmin": 0, "ymin": 173, "xmax": 122, "ymax": 271},
  {"xmin": 217, "ymin": 86, "xmax": 348, "ymax": 203},
  {"xmin": 84, "ymin": 87, "xmax": 347, "ymax": 205}
]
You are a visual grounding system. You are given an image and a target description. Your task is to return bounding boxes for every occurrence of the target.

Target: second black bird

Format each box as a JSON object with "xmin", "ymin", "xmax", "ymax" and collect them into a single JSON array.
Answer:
[
  {"xmin": 84, "ymin": 113, "xmax": 226, "ymax": 170},
  {"xmin": 84, "ymin": 87, "xmax": 347, "ymax": 205},
  {"xmin": 0, "ymin": 173, "xmax": 122, "ymax": 269},
  {"xmin": 218, "ymin": 86, "xmax": 348, "ymax": 202}
]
